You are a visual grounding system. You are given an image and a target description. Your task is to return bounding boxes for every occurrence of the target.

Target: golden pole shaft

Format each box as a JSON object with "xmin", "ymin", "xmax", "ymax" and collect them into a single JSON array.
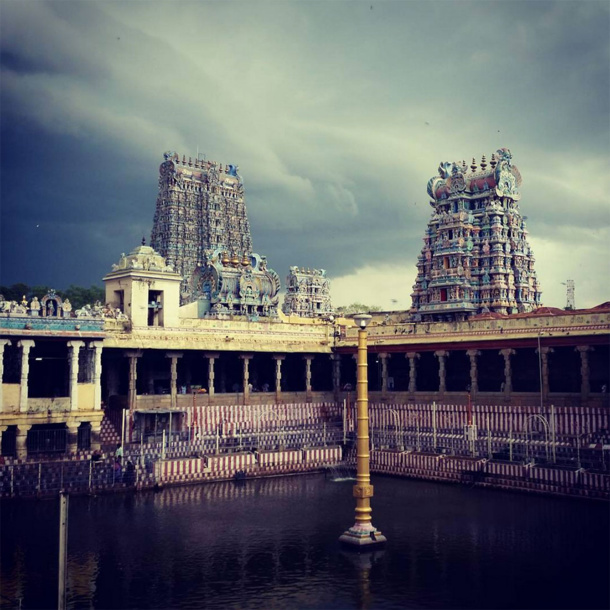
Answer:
[
  {"xmin": 354, "ymin": 326, "xmax": 372, "ymax": 524},
  {"xmin": 339, "ymin": 314, "xmax": 385, "ymax": 547}
]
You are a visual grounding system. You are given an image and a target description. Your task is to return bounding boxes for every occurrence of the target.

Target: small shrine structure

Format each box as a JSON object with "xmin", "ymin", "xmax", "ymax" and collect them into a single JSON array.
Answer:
[{"xmin": 282, "ymin": 267, "xmax": 333, "ymax": 318}]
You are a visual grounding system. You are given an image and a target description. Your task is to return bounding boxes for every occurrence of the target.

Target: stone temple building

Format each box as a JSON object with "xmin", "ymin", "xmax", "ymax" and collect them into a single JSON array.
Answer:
[
  {"xmin": 150, "ymin": 151, "xmax": 280, "ymax": 316},
  {"xmin": 0, "ymin": 148, "xmax": 608, "ymax": 500},
  {"xmin": 411, "ymin": 149, "xmax": 542, "ymax": 322},
  {"xmin": 282, "ymin": 267, "xmax": 333, "ymax": 318}
]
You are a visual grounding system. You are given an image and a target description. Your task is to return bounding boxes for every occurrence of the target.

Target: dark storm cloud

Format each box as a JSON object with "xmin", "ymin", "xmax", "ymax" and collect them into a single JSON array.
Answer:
[{"xmin": 1, "ymin": 0, "xmax": 608, "ymax": 307}]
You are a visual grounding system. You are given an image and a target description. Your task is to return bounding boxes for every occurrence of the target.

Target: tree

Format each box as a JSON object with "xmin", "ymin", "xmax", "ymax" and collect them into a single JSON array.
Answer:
[
  {"xmin": 0, "ymin": 283, "xmax": 29, "ymax": 302},
  {"xmin": 0, "ymin": 283, "xmax": 104, "ymax": 309},
  {"xmin": 30, "ymin": 285, "xmax": 53, "ymax": 300},
  {"xmin": 62, "ymin": 285, "xmax": 105, "ymax": 309},
  {"xmin": 335, "ymin": 302, "xmax": 383, "ymax": 315}
]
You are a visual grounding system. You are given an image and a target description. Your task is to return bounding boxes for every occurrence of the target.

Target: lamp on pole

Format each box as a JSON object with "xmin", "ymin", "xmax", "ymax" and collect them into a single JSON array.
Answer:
[{"xmin": 339, "ymin": 313, "xmax": 387, "ymax": 549}]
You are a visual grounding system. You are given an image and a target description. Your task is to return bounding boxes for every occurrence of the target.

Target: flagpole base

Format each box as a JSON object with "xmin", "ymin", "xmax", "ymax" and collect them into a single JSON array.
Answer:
[{"xmin": 339, "ymin": 522, "xmax": 387, "ymax": 549}]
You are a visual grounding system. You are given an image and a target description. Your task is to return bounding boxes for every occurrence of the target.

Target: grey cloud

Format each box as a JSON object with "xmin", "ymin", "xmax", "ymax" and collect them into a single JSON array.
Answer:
[{"xmin": 1, "ymin": 0, "xmax": 608, "ymax": 307}]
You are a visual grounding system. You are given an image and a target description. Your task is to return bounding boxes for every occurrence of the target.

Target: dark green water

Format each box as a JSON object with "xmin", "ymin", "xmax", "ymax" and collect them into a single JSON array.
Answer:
[{"xmin": 1, "ymin": 474, "xmax": 608, "ymax": 609}]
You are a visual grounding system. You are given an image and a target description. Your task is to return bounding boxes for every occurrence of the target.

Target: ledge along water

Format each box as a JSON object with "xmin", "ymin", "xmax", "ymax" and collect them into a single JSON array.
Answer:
[{"xmin": 1, "ymin": 473, "xmax": 608, "ymax": 610}]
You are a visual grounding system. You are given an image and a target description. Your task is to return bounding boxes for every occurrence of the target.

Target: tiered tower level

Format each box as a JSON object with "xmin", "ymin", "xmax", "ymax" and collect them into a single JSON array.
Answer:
[
  {"xmin": 282, "ymin": 267, "xmax": 333, "ymax": 317},
  {"xmin": 411, "ymin": 148, "xmax": 542, "ymax": 322},
  {"xmin": 151, "ymin": 151, "xmax": 253, "ymax": 302}
]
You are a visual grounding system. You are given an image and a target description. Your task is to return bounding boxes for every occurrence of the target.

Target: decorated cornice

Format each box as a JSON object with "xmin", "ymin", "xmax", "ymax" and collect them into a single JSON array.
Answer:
[
  {"xmin": 427, "ymin": 148, "xmax": 522, "ymax": 203},
  {"xmin": 160, "ymin": 150, "xmax": 243, "ymax": 191}
]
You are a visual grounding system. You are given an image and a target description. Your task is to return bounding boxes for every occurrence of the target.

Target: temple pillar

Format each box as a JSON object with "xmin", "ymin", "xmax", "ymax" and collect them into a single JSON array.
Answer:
[
  {"xmin": 17, "ymin": 340, "xmax": 35, "ymax": 413},
  {"xmin": 240, "ymin": 354, "xmax": 253, "ymax": 402},
  {"xmin": 124, "ymin": 351, "xmax": 142, "ymax": 412},
  {"xmin": 16, "ymin": 425, "xmax": 32, "ymax": 460},
  {"xmin": 434, "ymin": 350, "xmax": 449, "ymax": 394},
  {"xmin": 466, "ymin": 349, "xmax": 480, "ymax": 396},
  {"xmin": 273, "ymin": 355, "xmax": 285, "ymax": 401},
  {"xmin": 67, "ymin": 341, "xmax": 85, "ymax": 412},
  {"xmin": 406, "ymin": 352, "xmax": 419, "ymax": 393},
  {"xmin": 303, "ymin": 355, "xmax": 313, "ymax": 399},
  {"xmin": 540, "ymin": 347, "xmax": 554, "ymax": 403},
  {"xmin": 379, "ymin": 353, "xmax": 390, "ymax": 398},
  {"xmin": 499, "ymin": 348, "xmax": 516, "ymax": 395},
  {"xmin": 0, "ymin": 339, "xmax": 10, "ymax": 412},
  {"xmin": 166, "ymin": 352, "xmax": 183, "ymax": 410},
  {"xmin": 205, "ymin": 353, "xmax": 219, "ymax": 397},
  {"xmin": 331, "ymin": 353, "xmax": 341, "ymax": 400},
  {"xmin": 67, "ymin": 423, "xmax": 79, "ymax": 455},
  {"xmin": 576, "ymin": 346, "xmax": 593, "ymax": 400},
  {"xmin": 90, "ymin": 341, "xmax": 103, "ymax": 411}
]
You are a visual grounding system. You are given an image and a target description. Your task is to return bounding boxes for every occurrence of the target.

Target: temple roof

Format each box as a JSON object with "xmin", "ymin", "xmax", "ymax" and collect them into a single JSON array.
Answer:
[
  {"xmin": 108, "ymin": 243, "xmax": 179, "ymax": 275},
  {"xmin": 471, "ymin": 302, "xmax": 610, "ymax": 320},
  {"xmin": 427, "ymin": 148, "xmax": 522, "ymax": 203}
]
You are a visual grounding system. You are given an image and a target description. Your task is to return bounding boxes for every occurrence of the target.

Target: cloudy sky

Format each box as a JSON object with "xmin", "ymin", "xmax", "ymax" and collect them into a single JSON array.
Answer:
[{"xmin": 1, "ymin": 0, "xmax": 608, "ymax": 310}]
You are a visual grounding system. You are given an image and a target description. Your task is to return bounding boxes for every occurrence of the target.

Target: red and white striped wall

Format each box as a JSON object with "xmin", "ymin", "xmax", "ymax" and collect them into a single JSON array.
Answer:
[
  {"xmin": 303, "ymin": 446, "xmax": 342, "ymax": 465},
  {"xmin": 154, "ymin": 458, "xmax": 207, "ymax": 482},
  {"xmin": 207, "ymin": 453, "xmax": 256, "ymax": 472},
  {"xmin": 257, "ymin": 450, "xmax": 303, "ymax": 467}
]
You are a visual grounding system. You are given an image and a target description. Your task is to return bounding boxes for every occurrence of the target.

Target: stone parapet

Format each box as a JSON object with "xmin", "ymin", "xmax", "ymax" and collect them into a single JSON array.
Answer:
[
  {"xmin": 103, "ymin": 318, "xmax": 332, "ymax": 353},
  {"xmin": 339, "ymin": 309, "xmax": 610, "ymax": 348}
]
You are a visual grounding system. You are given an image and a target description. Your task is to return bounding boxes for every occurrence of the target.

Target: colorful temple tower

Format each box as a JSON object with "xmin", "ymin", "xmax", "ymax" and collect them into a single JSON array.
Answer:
[
  {"xmin": 410, "ymin": 149, "xmax": 542, "ymax": 321},
  {"xmin": 282, "ymin": 267, "xmax": 333, "ymax": 317},
  {"xmin": 150, "ymin": 151, "xmax": 280, "ymax": 314},
  {"xmin": 150, "ymin": 151, "xmax": 253, "ymax": 300}
]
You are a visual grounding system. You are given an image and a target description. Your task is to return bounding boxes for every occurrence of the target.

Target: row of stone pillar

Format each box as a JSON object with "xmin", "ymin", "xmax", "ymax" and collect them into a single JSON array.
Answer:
[
  {"xmin": 123, "ymin": 351, "xmax": 317, "ymax": 408},
  {"xmin": 0, "ymin": 339, "xmax": 103, "ymax": 412},
  {"xmin": 0, "ymin": 421, "xmax": 101, "ymax": 459},
  {"xmin": 121, "ymin": 345, "xmax": 596, "ymax": 406},
  {"xmin": 370, "ymin": 346, "xmax": 594, "ymax": 398}
]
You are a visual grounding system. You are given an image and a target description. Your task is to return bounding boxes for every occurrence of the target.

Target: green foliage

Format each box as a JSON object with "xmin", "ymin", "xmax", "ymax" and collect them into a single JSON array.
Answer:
[
  {"xmin": 31, "ymin": 285, "xmax": 53, "ymax": 300},
  {"xmin": 0, "ymin": 283, "xmax": 29, "ymax": 302},
  {"xmin": 335, "ymin": 302, "xmax": 383, "ymax": 315},
  {"xmin": 62, "ymin": 285, "xmax": 105, "ymax": 309},
  {"xmin": 0, "ymin": 283, "xmax": 104, "ymax": 309}
]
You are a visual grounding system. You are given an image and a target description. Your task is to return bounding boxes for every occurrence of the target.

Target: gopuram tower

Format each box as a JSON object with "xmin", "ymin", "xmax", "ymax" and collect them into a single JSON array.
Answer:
[
  {"xmin": 410, "ymin": 148, "xmax": 542, "ymax": 322},
  {"xmin": 151, "ymin": 151, "xmax": 280, "ymax": 315}
]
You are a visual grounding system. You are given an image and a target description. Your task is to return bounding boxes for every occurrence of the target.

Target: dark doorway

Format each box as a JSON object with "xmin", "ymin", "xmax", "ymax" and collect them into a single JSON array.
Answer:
[
  {"xmin": 311, "ymin": 354, "xmax": 333, "ymax": 391},
  {"xmin": 29, "ymin": 341, "xmax": 68, "ymax": 398},
  {"xmin": 549, "ymin": 346, "xmax": 579, "ymax": 393},
  {"xmin": 388, "ymin": 353, "xmax": 409, "ymax": 391},
  {"xmin": 446, "ymin": 351, "xmax": 470, "ymax": 392},
  {"xmin": 417, "ymin": 352, "xmax": 439, "ymax": 392},
  {"xmin": 512, "ymin": 348, "xmax": 539, "ymax": 392},
  {"xmin": 477, "ymin": 350, "xmax": 504, "ymax": 392}
]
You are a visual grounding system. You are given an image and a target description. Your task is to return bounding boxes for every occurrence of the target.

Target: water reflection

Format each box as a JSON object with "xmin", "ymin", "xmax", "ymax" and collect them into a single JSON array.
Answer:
[
  {"xmin": 341, "ymin": 550, "xmax": 385, "ymax": 610},
  {"xmin": 0, "ymin": 475, "xmax": 608, "ymax": 609}
]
